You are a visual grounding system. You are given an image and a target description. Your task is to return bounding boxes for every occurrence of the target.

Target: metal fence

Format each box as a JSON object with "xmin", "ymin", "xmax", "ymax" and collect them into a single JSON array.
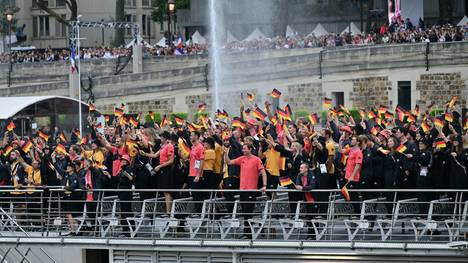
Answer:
[{"xmin": 0, "ymin": 188, "xmax": 467, "ymax": 243}]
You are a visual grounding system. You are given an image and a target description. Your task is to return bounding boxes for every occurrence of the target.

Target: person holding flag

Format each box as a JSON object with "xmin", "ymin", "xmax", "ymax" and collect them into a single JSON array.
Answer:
[
  {"xmin": 344, "ymin": 135, "xmax": 364, "ymax": 213},
  {"xmin": 294, "ymin": 162, "xmax": 318, "ymax": 240}
]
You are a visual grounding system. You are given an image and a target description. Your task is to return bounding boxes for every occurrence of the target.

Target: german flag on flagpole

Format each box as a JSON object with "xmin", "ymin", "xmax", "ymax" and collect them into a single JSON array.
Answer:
[
  {"xmin": 3, "ymin": 146, "xmax": 13, "ymax": 157},
  {"xmin": 247, "ymin": 93, "xmax": 255, "ymax": 102},
  {"xmin": 22, "ymin": 140, "xmax": 33, "ymax": 153},
  {"xmin": 341, "ymin": 185, "xmax": 351, "ymax": 201},
  {"xmin": 279, "ymin": 177, "xmax": 293, "ymax": 187},
  {"xmin": 406, "ymin": 113, "xmax": 416, "ymax": 123},
  {"xmin": 38, "ymin": 131, "xmax": 50, "ymax": 142},
  {"xmin": 367, "ymin": 110, "xmax": 377, "ymax": 119},
  {"xmin": 174, "ymin": 116, "xmax": 185, "ymax": 126},
  {"xmin": 252, "ymin": 107, "xmax": 267, "ymax": 121},
  {"xmin": 444, "ymin": 112, "xmax": 454, "ymax": 123},
  {"xmin": 323, "ymin": 97, "xmax": 332, "ymax": 108},
  {"xmin": 129, "ymin": 117, "xmax": 139, "ymax": 127},
  {"xmin": 396, "ymin": 144, "xmax": 407, "ymax": 154},
  {"xmin": 421, "ymin": 121, "xmax": 430, "ymax": 133},
  {"xmin": 59, "ymin": 132, "xmax": 67, "ymax": 142},
  {"xmin": 160, "ymin": 115, "xmax": 170, "ymax": 128},
  {"xmin": 435, "ymin": 139, "xmax": 447, "ymax": 149},
  {"xmin": 55, "ymin": 144, "xmax": 67, "ymax": 155},
  {"xmin": 114, "ymin": 107, "xmax": 124, "ymax": 118},
  {"xmin": 378, "ymin": 105, "xmax": 388, "ymax": 116},
  {"xmin": 7, "ymin": 121, "xmax": 16, "ymax": 132},
  {"xmin": 178, "ymin": 138, "xmax": 191, "ymax": 158},
  {"xmin": 370, "ymin": 127, "xmax": 378, "ymax": 136},
  {"xmin": 434, "ymin": 117, "xmax": 444, "ymax": 128},
  {"xmin": 270, "ymin": 88, "xmax": 282, "ymax": 99},
  {"xmin": 231, "ymin": 118, "xmax": 246, "ymax": 130},
  {"xmin": 308, "ymin": 113, "xmax": 319, "ymax": 125},
  {"xmin": 276, "ymin": 107, "xmax": 291, "ymax": 121}
]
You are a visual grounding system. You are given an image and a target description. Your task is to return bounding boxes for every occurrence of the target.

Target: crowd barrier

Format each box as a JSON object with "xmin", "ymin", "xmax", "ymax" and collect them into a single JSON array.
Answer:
[{"xmin": 0, "ymin": 188, "xmax": 467, "ymax": 243}]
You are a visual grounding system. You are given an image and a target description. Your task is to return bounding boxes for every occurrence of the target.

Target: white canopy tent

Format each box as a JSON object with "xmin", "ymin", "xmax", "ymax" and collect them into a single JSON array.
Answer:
[
  {"xmin": 457, "ymin": 15, "xmax": 468, "ymax": 26},
  {"xmin": 191, "ymin": 30, "xmax": 207, "ymax": 45},
  {"xmin": 156, "ymin": 37, "xmax": 167, "ymax": 47},
  {"xmin": 125, "ymin": 35, "xmax": 152, "ymax": 48},
  {"xmin": 310, "ymin": 23, "xmax": 329, "ymax": 37},
  {"xmin": 341, "ymin": 22, "xmax": 362, "ymax": 35},
  {"xmin": 226, "ymin": 31, "xmax": 238, "ymax": 43},
  {"xmin": 286, "ymin": 25, "xmax": 295, "ymax": 38},
  {"xmin": 244, "ymin": 27, "xmax": 267, "ymax": 41}
]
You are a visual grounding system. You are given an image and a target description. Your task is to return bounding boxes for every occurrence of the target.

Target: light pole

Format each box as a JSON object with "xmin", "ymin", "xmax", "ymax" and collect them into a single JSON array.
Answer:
[
  {"xmin": 168, "ymin": 0, "xmax": 175, "ymax": 45},
  {"xmin": 76, "ymin": 14, "xmax": 83, "ymax": 136},
  {"xmin": 5, "ymin": 8, "xmax": 13, "ymax": 88}
]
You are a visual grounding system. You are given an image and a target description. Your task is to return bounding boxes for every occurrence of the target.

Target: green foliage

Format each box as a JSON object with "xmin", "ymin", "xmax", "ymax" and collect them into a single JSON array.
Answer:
[
  {"xmin": 144, "ymin": 112, "xmax": 162, "ymax": 124},
  {"xmin": 293, "ymin": 109, "xmax": 309, "ymax": 120},
  {"xmin": 193, "ymin": 111, "xmax": 208, "ymax": 122},
  {"xmin": 0, "ymin": 2, "xmax": 20, "ymax": 34},
  {"xmin": 170, "ymin": 112, "xmax": 188, "ymax": 123},
  {"xmin": 430, "ymin": 109, "xmax": 444, "ymax": 117},
  {"xmin": 348, "ymin": 109, "xmax": 361, "ymax": 121}
]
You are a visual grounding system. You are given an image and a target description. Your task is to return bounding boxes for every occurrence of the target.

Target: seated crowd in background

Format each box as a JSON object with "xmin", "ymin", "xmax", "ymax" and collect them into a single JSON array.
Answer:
[{"xmin": 1, "ymin": 20, "xmax": 466, "ymax": 64}]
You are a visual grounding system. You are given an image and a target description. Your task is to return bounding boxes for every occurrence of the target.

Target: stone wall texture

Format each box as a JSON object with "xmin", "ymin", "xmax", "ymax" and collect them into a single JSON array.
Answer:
[
  {"xmin": 416, "ymin": 73, "xmax": 466, "ymax": 109},
  {"xmin": 98, "ymin": 98, "xmax": 175, "ymax": 115},
  {"xmin": 350, "ymin": 77, "xmax": 392, "ymax": 110},
  {"xmin": 285, "ymin": 82, "xmax": 323, "ymax": 113}
]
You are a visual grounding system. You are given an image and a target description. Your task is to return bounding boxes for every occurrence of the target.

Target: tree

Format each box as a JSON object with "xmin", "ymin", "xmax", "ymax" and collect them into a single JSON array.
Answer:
[
  {"xmin": 114, "ymin": 0, "xmax": 125, "ymax": 46},
  {"xmin": 37, "ymin": 0, "xmax": 77, "ymax": 26}
]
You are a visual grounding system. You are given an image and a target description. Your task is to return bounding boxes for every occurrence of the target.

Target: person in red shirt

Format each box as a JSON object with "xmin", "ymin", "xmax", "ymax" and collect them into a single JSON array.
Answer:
[
  {"xmin": 225, "ymin": 143, "xmax": 267, "ymax": 239},
  {"xmin": 187, "ymin": 131, "xmax": 205, "ymax": 213},
  {"xmin": 344, "ymin": 135, "xmax": 364, "ymax": 212}
]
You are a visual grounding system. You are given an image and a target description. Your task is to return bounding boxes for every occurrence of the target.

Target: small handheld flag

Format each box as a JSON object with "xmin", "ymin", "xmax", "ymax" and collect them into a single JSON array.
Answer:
[
  {"xmin": 279, "ymin": 177, "xmax": 293, "ymax": 187},
  {"xmin": 341, "ymin": 185, "xmax": 351, "ymax": 201},
  {"xmin": 396, "ymin": 144, "xmax": 407, "ymax": 154},
  {"xmin": 323, "ymin": 97, "xmax": 332, "ymax": 108},
  {"xmin": 7, "ymin": 121, "xmax": 16, "ymax": 132},
  {"xmin": 270, "ymin": 88, "xmax": 282, "ymax": 99}
]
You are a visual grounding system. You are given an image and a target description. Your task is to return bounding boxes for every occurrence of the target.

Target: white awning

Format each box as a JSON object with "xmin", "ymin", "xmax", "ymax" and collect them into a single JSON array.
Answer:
[
  {"xmin": 458, "ymin": 15, "xmax": 468, "ymax": 26},
  {"xmin": 0, "ymin": 96, "xmax": 89, "ymax": 119},
  {"xmin": 226, "ymin": 31, "xmax": 238, "ymax": 43},
  {"xmin": 156, "ymin": 37, "xmax": 167, "ymax": 47},
  {"xmin": 244, "ymin": 28, "xmax": 267, "ymax": 41},
  {"xmin": 286, "ymin": 25, "xmax": 295, "ymax": 38},
  {"xmin": 341, "ymin": 22, "xmax": 362, "ymax": 35},
  {"xmin": 191, "ymin": 30, "xmax": 207, "ymax": 45},
  {"xmin": 310, "ymin": 23, "xmax": 329, "ymax": 37}
]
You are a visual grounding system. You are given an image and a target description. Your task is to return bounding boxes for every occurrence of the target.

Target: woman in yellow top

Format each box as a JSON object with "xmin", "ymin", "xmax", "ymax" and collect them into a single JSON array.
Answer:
[
  {"xmin": 202, "ymin": 137, "xmax": 217, "ymax": 191},
  {"xmin": 83, "ymin": 141, "xmax": 106, "ymax": 169},
  {"xmin": 17, "ymin": 154, "xmax": 43, "ymax": 227}
]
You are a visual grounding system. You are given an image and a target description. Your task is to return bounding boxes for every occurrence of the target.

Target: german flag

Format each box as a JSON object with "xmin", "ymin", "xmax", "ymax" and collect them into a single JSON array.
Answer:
[
  {"xmin": 119, "ymin": 115, "xmax": 129, "ymax": 126},
  {"xmin": 370, "ymin": 127, "xmax": 378, "ymax": 136},
  {"xmin": 279, "ymin": 177, "xmax": 293, "ymax": 187},
  {"xmin": 22, "ymin": 140, "xmax": 33, "ymax": 153},
  {"xmin": 129, "ymin": 117, "xmax": 139, "ymax": 127},
  {"xmin": 323, "ymin": 97, "xmax": 333, "ymax": 108},
  {"xmin": 38, "ymin": 131, "xmax": 50, "ymax": 142},
  {"xmin": 160, "ymin": 115, "xmax": 170, "ymax": 127},
  {"xmin": 174, "ymin": 116, "xmax": 185, "ymax": 126},
  {"xmin": 247, "ymin": 93, "xmax": 255, "ymax": 102},
  {"xmin": 197, "ymin": 103, "xmax": 206, "ymax": 113},
  {"xmin": 59, "ymin": 132, "xmax": 67, "ymax": 142},
  {"xmin": 231, "ymin": 118, "xmax": 246, "ymax": 130},
  {"xmin": 421, "ymin": 121, "xmax": 430, "ymax": 133},
  {"xmin": 378, "ymin": 105, "xmax": 387, "ymax": 115},
  {"xmin": 359, "ymin": 109, "xmax": 366, "ymax": 120},
  {"xmin": 384, "ymin": 111, "xmax": 393, "ymax": 119},
  {"xmin": 308, "ymin": 113, "xmax": 319, "ymax": 125},
  {"xmin": 444, "ymin": 112, "xmax": 454, "ymax": 123},
  {"xmin": 7, "ymin": 121, "xmax": 16, "ymax": 132},
  {"xmin": 435, "ymin": 139, "xmax": 447, "ymax": 149},
  {"xmin": 187, "ymin": 122, "xmax": 203, "ymax": 132},
  {"xmin": 114, "ymin": 107, "xmax": 124, "ymax": 117},
  {"xmin": 88, "ymin": 102, "xmax": 96, "ymax": 112},
  {"xmin": 377, "ymin": 147, "xmax": 390, "ymax": 155},
  {"xmin": 329, "ymin": 108, "xmax": 338, "ymax": 117},
  {"xmin": 253, "ymin": 107, "xmax": 267, "ymax": 121},
  {"xmin": 269, "ymin": 115, "xmax": 278, "ymax": 126},
  {"xmin": 396, "ymin": 144, "xmax": 407, "ymax": 154},
  {"xmin": 55, "ymin": 144, "xmax": 67, "ymax": 155},
  {"xmin": 80, "ymin": 137, "xmax": 88, "ymax": 145},
  {"xmin": 367, "ymin": 110, "xmax": 377, "ymax": 119},
  {"xmin": 396, "ymin": 108, "xmax": 406, "ymax": 122},
  {"xmin": 406, "ymin": 113, "xmax": 416, "ymax": 123},
  {"xmin": 434, "ymin": 117, "xmax": 444, "ymax": 128},
  {"xmin": 178, "ymin": 138, "xmax": 191, "ymax": 158},
  {"xmin": 413, "ymin": 105, "xmax": 420, "ymax": 117},
  {"xmin": 276, "ymin": 107, "xmax": 291, "ymax": 121},
  {"xmin": 3, "ymin": 146, "xmax": 13, "ymax": 157},
  {"xmin": 340, "ymin": 154, "xmax": 348, "ymax": 165},
  {"xmin": 284, "ymin": 104, "xmax": 292, "ymax": 116},
  {"xmin": 270, "ymin": 88, "xmax": 282, "ymax": 99},
  {"xmin": 341, "ymin": 185, "xmax": 351, "ymax": 201},
  {"xmin": 104, "ymin": 115, "xmax": 110, "ymax": 123}
]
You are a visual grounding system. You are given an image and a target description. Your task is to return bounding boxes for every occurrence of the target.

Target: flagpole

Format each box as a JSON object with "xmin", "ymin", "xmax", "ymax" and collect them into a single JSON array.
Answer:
[{"xmin": 77, "ymin": 15, "xmax": 83, "ymax": 136}]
